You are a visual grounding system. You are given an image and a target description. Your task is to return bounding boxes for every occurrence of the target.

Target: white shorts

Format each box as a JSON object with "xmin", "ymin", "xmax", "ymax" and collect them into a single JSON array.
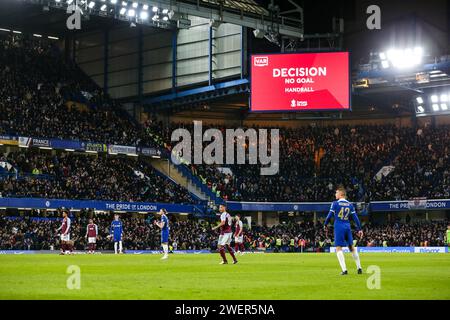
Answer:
[
  {"xmin": 218, "ymin": 233, "xmax": 232, "ymax": 246},
  {"xmin": 234, "ymin": 236, "xmax": 244, "ymax": 243},
  {"xmin": 61, "ymin": 234, "xmax": 70, "ymax": 241},
  {"xmin": 88, "ymin": 237, "xmax": 96, "ymax": 244}
]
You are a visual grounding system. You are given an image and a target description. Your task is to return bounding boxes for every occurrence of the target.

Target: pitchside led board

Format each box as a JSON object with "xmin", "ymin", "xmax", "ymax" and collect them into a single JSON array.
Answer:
[{"xmin": 250, "ymin": 52, "xmax": 351, "ymax": 112}]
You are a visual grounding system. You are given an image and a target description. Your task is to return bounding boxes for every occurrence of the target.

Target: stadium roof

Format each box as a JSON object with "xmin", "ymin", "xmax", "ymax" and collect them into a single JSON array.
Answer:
[
  {"xmin": 0, "ymin": 1, "xmax": 126, "ymax": 38},
  {"xmin": 200, "ymin": 0, "xmax": 269, "ymax": 16},
  {"xmin": 0, "ymin": 0, "xmax": 302, "ymax": 38}
]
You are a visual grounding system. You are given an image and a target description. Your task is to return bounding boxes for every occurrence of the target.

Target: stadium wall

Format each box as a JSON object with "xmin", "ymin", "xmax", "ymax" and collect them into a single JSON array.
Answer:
[
  {"xmin": 329, "ymin": 247, "xmax": 448, "ymax": 253},
  {"xmin": 73, "ymin": 30, "xmax": 105, "ymax": 91},
  {"xmin": 151, "ymin": 114, "xmax": 450, "ymax": 131},
  {"xmin": 166, "ymin": 116, "xmax": 243, "ymax": 126},
  {"xmin": 369, "ymin": 211, "xmax": 449, "ymax": 224},
  {"xmin": 243, "ymin": 116, "xmax": 414, "ymax": 129},
  {"xmin": 164, "ymin": 115, "xmax": 416, "ymax": 128},
  {"xmin": 418, "ymin": 115, "xmax": 450, "ymax": 126},
  {"xmin": 74, "ymin": 18, "xmax": 243, "ymax": 100}
]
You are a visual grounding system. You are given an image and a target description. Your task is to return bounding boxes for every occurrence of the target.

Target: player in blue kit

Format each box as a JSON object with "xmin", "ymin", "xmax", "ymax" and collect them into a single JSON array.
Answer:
[
  {"xmin": 110, "ymin": 214, "xmax": 123, "ymax": 254},
  {"xmin": 324, "ymin": 186, "xmax": 363, "ymax": 275},
  {"xmin": 154, "ymin": 208, "xmax": 170, "ymax": 260}
]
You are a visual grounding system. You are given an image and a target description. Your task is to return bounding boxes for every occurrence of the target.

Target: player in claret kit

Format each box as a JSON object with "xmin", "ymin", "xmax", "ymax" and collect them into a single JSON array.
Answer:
[
  {"xmin": 234, "ymin": 214, "xmax": 245, "ymax": 255},
  {"xmin": 324, "ymin": 186, "xmax": 363, "ymax": 275},
  {"xmin": 212, "ymin": 204, "xmax": 238, "ymax": 265},
  {"xmin": 110, "ymin": 214, "xmax": 123, "ymax": 254},
  {"xmin": 56, "ymin": 209, "xmax": 72, "ymax": 255},
  {"xmin": 85, "ymin": 218, "xmax": 98, "ymax": 254}
]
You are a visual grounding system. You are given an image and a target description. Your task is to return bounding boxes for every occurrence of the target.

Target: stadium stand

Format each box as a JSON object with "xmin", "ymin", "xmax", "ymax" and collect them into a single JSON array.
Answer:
[
  {"xmin": 0, "ymin": 149, "xmax": 196, "ymax": 204},
  {"xmin": 0, "ymin": 33, "xmax": 200, "ymax": 205},
  {"xmin": 144, "ymin": 122, "xmax": 450, "ymax": 202},
  {"xmin": 0, "ymin": 34, "xmax": 157, "ymax": 147}
]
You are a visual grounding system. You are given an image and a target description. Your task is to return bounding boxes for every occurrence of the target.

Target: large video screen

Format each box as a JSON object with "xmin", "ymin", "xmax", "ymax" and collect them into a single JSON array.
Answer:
[{"xmin": 250, "ymin": 52, "xmax": 350, "ymax": 112}]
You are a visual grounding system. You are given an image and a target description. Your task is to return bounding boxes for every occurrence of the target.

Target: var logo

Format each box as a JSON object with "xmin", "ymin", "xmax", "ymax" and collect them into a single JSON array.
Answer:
[{"xmin": 254, "ymin": 57, "xmax": 269, "ymax": 67}]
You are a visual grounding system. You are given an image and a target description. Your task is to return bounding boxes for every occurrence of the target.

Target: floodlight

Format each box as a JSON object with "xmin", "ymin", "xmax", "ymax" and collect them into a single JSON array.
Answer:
[
  {"xmin": 140, "ymin": 11, "xmax": 148, "ymax": 20},
  {"xmin": 253, "ymin": 29, "xmax": 266, "ymax": 39},
  {"xmin": 386, "ymin": 47, "xmax": 423, "ymax": 69}
]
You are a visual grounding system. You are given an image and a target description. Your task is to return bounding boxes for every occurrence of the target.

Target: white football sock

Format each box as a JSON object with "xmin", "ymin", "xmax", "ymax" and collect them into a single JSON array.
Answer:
[
  {"xmin": 119, "ymin": 241, "xmax": 123, "ymax": 253},
  {"xmin": 114, "ymin": 242, "xmax": 118, "ymax": 254},
  {"xmin": 352, "ymin": 250, "xmax": 362, "ymax": 269},
  {"xmin": 336, "ymin": 250, "xmax": 347, "ymax": 272},
  {"xmin": 162, "ymin": 244, "xmax": 168, "ymax": 255}
]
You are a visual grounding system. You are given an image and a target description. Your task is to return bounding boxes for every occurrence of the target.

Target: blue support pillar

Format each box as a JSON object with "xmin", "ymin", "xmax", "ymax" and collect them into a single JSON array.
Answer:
[
  {"xmin": 138, "ymin": 26, "xmax": 144, "ymax": 103},
  {"xmin": 103, "ymin": 29, "xmax": 109, "ymax": 95},
  {"xmin": 172, "ymin": 30, "xmax": 177, "ymax": 93},
  {"xmin": 241, "ymin": 26, "xmax": 245, "ymax": 79},
  {"xmin": 209, "ymin": 26, "xmax": 213, "ymax": 86}
]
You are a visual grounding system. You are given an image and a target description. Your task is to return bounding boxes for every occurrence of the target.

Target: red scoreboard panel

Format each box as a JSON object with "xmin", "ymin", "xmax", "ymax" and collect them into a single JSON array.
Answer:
[{"xmin": 250, "ymin": 52, "xmax": 350, "ymax": 112}]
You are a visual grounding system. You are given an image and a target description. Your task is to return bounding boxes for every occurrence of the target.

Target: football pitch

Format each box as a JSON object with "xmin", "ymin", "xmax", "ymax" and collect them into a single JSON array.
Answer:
[{"xmin": 0, "ymin": 253, "xmax": 449, "ymax": 300}]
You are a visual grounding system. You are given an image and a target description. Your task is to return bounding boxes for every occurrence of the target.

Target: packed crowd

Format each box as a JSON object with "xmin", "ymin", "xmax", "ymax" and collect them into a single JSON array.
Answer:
[
  {"xmin": 359, "ymin": 221, "xmax": 448, "ymax": 247},
  {"xmin": 1, "ymin": 211, "xmax": 447, "ymax": 251},
  {"xmin": 148, "ymin": 121, "xmax": 450, "ymax": 202},
  {"xmin": 0, "ymin": 33, "xmax": 157, "ymax": 147},
  {"xmin": 367, "ymin": 126, "xmax": 450, "ymax": 200},
  {"xmin": 0, "ymin": 149, "xmax": 195, "ymax": 204}
]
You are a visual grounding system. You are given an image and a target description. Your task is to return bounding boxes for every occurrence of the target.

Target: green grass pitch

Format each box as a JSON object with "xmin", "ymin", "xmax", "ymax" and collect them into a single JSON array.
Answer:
[{"xmin": 0, "ymin": 253, "xmax": 449, "ymax": 300}]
